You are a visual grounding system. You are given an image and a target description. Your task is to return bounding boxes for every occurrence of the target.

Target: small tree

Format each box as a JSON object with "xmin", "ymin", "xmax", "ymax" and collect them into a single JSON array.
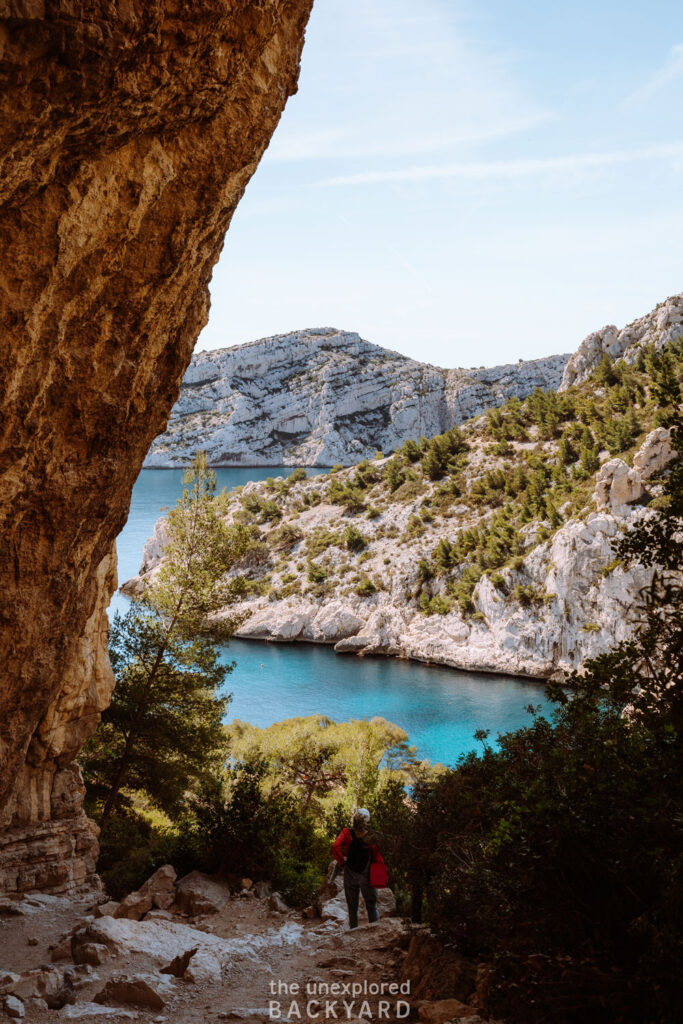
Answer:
[{"xmin": 84, "ymin": 452, "xmax": 251, "ymax": 831}]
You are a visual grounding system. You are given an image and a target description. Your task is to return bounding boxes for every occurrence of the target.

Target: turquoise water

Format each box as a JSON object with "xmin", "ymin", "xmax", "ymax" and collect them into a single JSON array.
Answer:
[{"xmin": 112, "ymin": 468, "xmax": 551, "ymax": 766}]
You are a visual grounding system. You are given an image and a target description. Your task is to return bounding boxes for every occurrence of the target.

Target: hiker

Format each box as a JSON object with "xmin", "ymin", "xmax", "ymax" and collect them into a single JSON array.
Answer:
[{"xmin": 332, "ymin": 807, "xmax": 386, "ymax": 929}]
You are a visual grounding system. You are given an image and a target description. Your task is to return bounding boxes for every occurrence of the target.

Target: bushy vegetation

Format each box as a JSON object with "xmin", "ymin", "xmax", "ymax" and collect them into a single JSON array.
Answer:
[
  {"xmin": 265, "ymin": 466, "xmax": 308, "ymax": 495},
  {"xmin": 304, "ymin": 527, "xmax": 341, "ymax": 558},
  {"xmin": 377, "ymin": 395, "xmax": 683, "ymax": 1023},
  {"xmin": 88, "ymin": 706, "xmax": 425, "ymax": 905},
  {"xmin": 241, "ymin": 491, "xmax": 282, "ymax": 522},
  {"xmin": 343, "ymin": 524, "xmax": 367, "ymax": 552}
]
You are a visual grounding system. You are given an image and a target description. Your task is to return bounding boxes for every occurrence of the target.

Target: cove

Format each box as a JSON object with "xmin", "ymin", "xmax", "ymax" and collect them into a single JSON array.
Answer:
[{"xmin": 112, "ymin": 468, "xmax": 552, "ymax": 766}]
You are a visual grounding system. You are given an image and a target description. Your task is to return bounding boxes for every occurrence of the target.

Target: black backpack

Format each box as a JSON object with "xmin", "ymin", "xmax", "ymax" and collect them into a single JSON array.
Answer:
[{"xmin": 346, "ymin": 829, "xmax": 371, "ymax": 872}]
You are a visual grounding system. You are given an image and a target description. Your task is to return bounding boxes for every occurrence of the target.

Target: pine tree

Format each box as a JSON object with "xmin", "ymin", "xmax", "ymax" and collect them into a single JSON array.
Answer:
[
  {"xmin": 385, "ymin": 455, "xmax": 406, "ymax": 493},
  {"xmin": 84, "ymin": 452, "xmax": 251, "ymax": 831}
]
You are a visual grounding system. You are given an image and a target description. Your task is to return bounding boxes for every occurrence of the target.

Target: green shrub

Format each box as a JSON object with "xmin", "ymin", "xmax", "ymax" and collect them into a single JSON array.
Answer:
[
  {"xmin": 241, "ymin": 493, "xmax": 282, "ymax": 522},
  {"xmin": 327, "ymin": 477, "xmax": 366, "ymax": 512},
  {"xmin": 385, "ymin": 455, "xmax": 406, "ymax": 493},
  {"xmin": 268, "ymin": 522, "xmax": 303, "ymax": 551},
  {"xmin": 305, "ymin": 528, "xmax": 341, "ymax": 558},
  {"xmin": 421, "ymin": 427, "xmax": 468, "ymax": 480},
  {"xmin": 355, "ymin": 576, "xmax": 377, "ymax": 597},
  {"xmin": 512, "ymin": 583, "xmax": 540, "ymax": 607},
  {"xmin": 343, "ymin": 525, "xmax": 368, "ymax": 552},
  {"xmin": 306, "ymin": 560, "xmax": 327, "ymax": 584},
  {"xmin": 402, "ymin": 514, "xmax": 425, "ymax": 541},
  {"xmin": 419, "ymin": 593, "xmax": 451, "ymax": 616},
  {"xmin": 393, "ymin": 477, "xmax": 425, "ymax": 502}
]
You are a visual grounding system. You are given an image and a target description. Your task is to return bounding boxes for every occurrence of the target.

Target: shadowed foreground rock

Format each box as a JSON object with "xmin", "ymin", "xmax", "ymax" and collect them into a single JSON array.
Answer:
[{"xmin": 0, "ymin": 0, "xmax": 313, "ymax": 894}]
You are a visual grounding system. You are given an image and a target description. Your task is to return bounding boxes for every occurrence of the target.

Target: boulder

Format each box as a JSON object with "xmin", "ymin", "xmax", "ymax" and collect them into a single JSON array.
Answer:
[
  {"xmin": 594, "ymin": 458, "xmax": 646, "ymax": 512},
  {"xmin": 25, "ymin": 997, "xmax": 49, "ymax": 1013},
  {"xmin": 632, "ymin": 427, "xmax": 673, "ymax": 479},
  {"xmin": 95, "ymin": 974, "xmax": 174, "ymax": 1010},
  {"xmin": 145, "ymin": 909, "xmax": 174, "ymax": 922},
  {"xmin": 0, "ymin": 899, "xmax": 24, "ymax": 916},
  {"xmin": 114, "ymin": 890, "xmax": 153, "ymax": 922},
  {"xmin": 319, "ymin": 894, "xmax": 347, "ymax": 924},
  {"xmin": 139, "ymin": 864, "xmax": 177, "ymax": 911},
  {"xmin": 161, "ymin": 946, "xmax": 198, "ymax": 980},
  {"xmin": 351, "ymin": 917, "xmax": 408, "ymax": 948},
  {"xmin": 81, "ymin": 915, "xmax": 224, "ymax": 984},
  {"xmin": 8, "ymin": 967, "xmax": 76, "ymax": 1009},
  {"xmin": 3, "ymin": 995, "xmax": 24, "ymax": 1019},
  {"xmin": 0, "ymin": 973, "xmax": 20, "ymax": 993},
  {"xmin": 594, "ymin": 427, "xmax": 674, "ymax": 513},
  {"xmin": 50, "ymin": 935, "xmax": 74, "ymax": 962},
  {"xmin": 268, "ymin": 892, "xmax": 289, "ymax": 914},
  {"xmin": 254, "ymin": 881, "xmax": 272, "ymax": 899},
  {"xmin": 377, "ymin": 888, "xmax": 397, "ymax": 916},
  {"xmin": 72, "ymin": 942, "xmax": 110, "ymax": 967},
  {"xmin": 175, "ymin": 871, "xmax": 231, "ymax": 916},
  {"xmin": 94, "ymin": 901, "xmax": 120, "ymax": 918},
  {"xmin": 418, "ymin": 998, "xmax": 474, "ymax": 1023}
]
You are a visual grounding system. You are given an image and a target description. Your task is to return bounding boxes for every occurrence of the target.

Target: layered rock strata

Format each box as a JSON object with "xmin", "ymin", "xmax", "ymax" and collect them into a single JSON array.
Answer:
[
  {"xmin": 144, "ymin": 328, "xmax": 570, "ymax": 467},
  {"xmin": 0, "ymin": 0, "xmax": 312, "ymax": 894}
]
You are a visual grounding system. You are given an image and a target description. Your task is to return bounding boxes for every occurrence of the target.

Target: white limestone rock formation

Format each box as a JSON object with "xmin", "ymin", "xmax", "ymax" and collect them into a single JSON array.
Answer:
[
  {"xmin": 230, "ymin": 506, "xmax": 655, "ymax": 679},
  {"xmin": 129, "ymin": 424, "xmax": 676, "ymax": 680},
  {"xmin": 594, "ymin": 427, "xmax": 672, "ymax": 512},
  {"xmin": 144, "ymin": 328, "xmax": 569, "ymax": 468},
  {"xmin": 560, "ymin": 293, "xmax": 683, "ymax": 390}
]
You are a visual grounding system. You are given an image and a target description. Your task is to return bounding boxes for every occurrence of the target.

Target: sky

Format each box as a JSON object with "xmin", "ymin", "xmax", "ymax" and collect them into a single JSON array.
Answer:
[{"xmin": 196, "ymin": 0, "xmax": 683, "ymax": 368}]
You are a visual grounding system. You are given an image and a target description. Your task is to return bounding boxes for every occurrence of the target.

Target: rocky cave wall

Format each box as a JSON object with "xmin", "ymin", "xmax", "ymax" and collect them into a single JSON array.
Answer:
[{"xmin": 0, "ymin": 0, "xmax": 313, "ymax": 895}]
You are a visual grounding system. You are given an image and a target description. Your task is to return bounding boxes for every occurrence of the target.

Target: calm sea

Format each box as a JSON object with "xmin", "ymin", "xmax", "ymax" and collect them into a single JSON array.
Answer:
[{"xmin": 111, "ymin": 468, "xmax": 551, "ymax": 766}]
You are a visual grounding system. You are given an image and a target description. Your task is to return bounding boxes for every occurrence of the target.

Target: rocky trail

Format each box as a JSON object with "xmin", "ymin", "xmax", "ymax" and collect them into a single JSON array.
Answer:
[{"xmin": 0, "ymin": 870, "xmax": 489, "ymax": 1024}]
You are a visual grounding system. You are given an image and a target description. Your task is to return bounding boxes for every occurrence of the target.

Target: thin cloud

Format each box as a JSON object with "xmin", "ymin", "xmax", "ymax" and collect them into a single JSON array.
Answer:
[
  {"xmin": 266, "ymin": 113, "xmax": 554, "ymax": 164},
  {"xmin": 318, "ymin": 142, "xmax": 683, "ymax": 187},
  {"xmin": 624, "ymin": 43, "xmax": 683, "ymax": 105}
]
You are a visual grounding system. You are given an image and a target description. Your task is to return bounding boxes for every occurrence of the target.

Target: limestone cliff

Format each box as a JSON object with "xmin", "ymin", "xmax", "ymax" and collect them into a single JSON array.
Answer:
[
  {"xmin": 560, "ymin": 293, "xmax": 683, "ymax": 389},
  {"xmin": 0, "ymin": 0, "xmax": 313, "ymax": 894},
  {"xmin": 144, "ymin": 328, "xmax": 570, "ymax": 467}
]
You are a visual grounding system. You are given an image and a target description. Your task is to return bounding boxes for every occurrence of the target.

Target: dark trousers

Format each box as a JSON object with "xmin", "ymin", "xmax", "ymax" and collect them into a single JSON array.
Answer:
[{"xmin": 344, "ymin": 865, "xmax": 379, "ymax": 929}]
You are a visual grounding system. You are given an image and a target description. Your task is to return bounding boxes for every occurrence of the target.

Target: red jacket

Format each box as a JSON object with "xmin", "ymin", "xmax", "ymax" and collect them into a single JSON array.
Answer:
[{"xmin": 332, "ymin": 827, "xmax": 385, "ymax": 867}]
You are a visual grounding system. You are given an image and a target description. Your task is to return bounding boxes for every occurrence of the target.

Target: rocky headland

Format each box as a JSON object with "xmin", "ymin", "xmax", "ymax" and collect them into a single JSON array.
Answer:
[
  {"xmin": 144, "ymin": 329, "xmax": 570, "ymax": 467},
  {"xmin": 129, "ymin": 295, "xmax": 682, "ymax": 681}
]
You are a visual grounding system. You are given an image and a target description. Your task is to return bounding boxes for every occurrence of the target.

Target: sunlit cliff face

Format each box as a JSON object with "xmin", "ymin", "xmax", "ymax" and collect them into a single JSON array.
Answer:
[{"xmin": 0, "ymin": 0, "xmax": 313, "ymax": 894}]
